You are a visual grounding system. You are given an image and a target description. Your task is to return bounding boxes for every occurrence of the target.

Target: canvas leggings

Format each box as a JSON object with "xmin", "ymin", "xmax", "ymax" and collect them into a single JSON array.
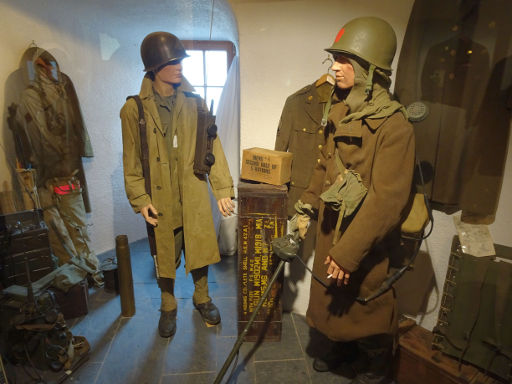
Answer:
[
  {"xmin": 40, "ymin": 180, "xmax": 101, "ymax": 280},
  {"xmin": 159, "ymin": 227, "xmax": 210, "ymax": 311}
]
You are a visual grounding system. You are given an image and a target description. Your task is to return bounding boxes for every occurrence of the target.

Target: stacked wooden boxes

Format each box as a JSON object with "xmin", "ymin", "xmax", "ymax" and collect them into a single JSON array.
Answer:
[{"xmin": 0, "ymin": 209, "xmax": 54, "ymax": 288}]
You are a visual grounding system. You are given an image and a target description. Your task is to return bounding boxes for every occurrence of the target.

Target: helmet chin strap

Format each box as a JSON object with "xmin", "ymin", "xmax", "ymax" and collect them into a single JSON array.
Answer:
[{"xmin": 365, "ymin": 64, "xmax": 376, "ymax": 96}]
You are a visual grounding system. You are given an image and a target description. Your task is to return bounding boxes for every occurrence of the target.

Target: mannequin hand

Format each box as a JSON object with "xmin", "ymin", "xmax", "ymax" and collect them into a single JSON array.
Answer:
[
  {"xmin": 325, "ymin": 255, "xmax": 350, "ymax": 287},
  {"xmin": 297, "ymin": 214, "xmax": 311, "ymax": 239},
  {"xmin": 218, "ymin": 197, "xmax": 235, "ymax": 217},
  {"xmin": 141, "ymin": 204, "xmax": 158, "ymax": 227}
]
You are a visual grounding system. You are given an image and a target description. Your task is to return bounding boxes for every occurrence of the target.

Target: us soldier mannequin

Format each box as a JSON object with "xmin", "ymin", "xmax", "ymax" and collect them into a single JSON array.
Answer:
[
  {"xmin": 296, "ymin": 18, "xmax": 415, "ymax": 383},
  {"xmin": 121, "ymin": 32, "xmax": 235, "ymax": 338}
]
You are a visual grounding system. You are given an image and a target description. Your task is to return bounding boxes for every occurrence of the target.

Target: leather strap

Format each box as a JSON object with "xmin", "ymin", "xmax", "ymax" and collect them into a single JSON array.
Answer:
[{"xmin": 126, "ymin": 95, "xmax": 156, "ymax": 256}]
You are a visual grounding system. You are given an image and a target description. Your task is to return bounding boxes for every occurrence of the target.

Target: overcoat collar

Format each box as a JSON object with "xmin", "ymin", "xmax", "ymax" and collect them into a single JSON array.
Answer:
[
  {"xmin": 333, "ymin": 116, "xmax": 388, "ymax": 139},
  {"xmin": 138, "ymin": 75, "xmax": 196, "ymax": 135}
]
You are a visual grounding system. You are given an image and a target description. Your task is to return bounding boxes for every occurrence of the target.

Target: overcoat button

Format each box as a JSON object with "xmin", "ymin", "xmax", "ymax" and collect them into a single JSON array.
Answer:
[
  {"xmin": 156, "ymin": 186, "xmax": 162, "ymax": 190},
  {"xmin": 157, "ymin": 157, "xmax": 160, "ymax": 162},
  {"xmin": 158, "ymin": 213, "xmax": 163, "ymax": 217},
  {"xmin": 153, "ymin": 128, "xmax": 157, "ymax": 133}
]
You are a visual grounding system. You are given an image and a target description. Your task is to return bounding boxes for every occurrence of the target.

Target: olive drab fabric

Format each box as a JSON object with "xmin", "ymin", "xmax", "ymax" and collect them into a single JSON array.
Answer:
[
  {"xmin": 18, "ymin": 47, "xmax": 93, "ymax": 212},
  {"xmin": 433, "ymin": 237, "xmax": 512, "ymax": 382},
  {"xmin": 275, "ymin": 80, "xmax": 334, "ymax": 217},
  {"xmin": 300, "ymin": 100, "xmax": 415, "ymax": 341},
  {"xmin": 394, "ymin": 0, "xmax": 512, "ymax": 222},
  {"xmin": 121, "ymin": 75, "xmax": 234, "ymax": 279},
  {"xmin": 325, "ymin": 17, "xmax": 397, "ymax": 71},
  {"xmin": 140, "ymin": 32, "xmax": 189, "ymax": 72},
  {"xmin": 16, "ymin": 47, "xmax": 100, "ymax": 285}
]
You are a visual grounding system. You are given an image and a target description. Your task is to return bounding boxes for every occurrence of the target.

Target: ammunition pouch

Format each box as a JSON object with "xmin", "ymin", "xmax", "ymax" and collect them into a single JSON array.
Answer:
[{"xmin": 193, "ymin": 98, "xmax": 217, "ymax": 175}]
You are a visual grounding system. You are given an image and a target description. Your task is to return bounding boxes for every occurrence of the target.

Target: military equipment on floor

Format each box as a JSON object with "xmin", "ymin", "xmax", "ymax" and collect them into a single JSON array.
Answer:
[
  {"xmin": 49, "ymin": 278, "xmax": 89, "ymax": 319},
  {"xmin": 1, "ymin": 209, "xmax": 55, "ymax": 288},
  {"xmin": 0, "ymin": 258, "xmax": 90, "ymax": 381},
  {"xmin": 101, "ymin": 257, "xmax": 119, "ymax": 293},
  {"xmin": 116, "ymin": 235, "xmax": 135, "ymax": 317},
  {"xmin": 432, "ymin": 237, "xmax": 512, "ymax": 382},
  {"xmin": 140, "ymin": 31, "xmax": 189, "ymax": 72},
  {"xmin": 397, "ymin": 324, "xmax": 502, "ymax": 384}
]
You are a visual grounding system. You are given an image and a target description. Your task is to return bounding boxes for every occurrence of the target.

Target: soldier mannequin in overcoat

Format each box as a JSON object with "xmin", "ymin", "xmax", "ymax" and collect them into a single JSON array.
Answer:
[
  {"xmin": 296, "ymin": 18, "xmax": 415, "ymax": 384},
  {"xmin": 121, "ymin": 32, "xmax": 234, "ymax": 338}
]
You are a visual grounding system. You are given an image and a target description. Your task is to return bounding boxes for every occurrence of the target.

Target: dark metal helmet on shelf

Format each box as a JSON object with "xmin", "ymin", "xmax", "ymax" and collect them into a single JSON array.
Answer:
[
  {"xmin": 140, "ymin": 31, "xmax": 189, "ymax": 72},
  {"xmin": 325, "ymin": 16, "xmax": 397, "ymax": 71}
]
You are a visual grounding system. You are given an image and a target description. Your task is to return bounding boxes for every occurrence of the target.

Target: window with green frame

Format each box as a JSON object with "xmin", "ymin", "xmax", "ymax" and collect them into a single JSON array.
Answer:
[{"xmin": 181, "ymin": 40, "xmax": 236, "ymax": 115}]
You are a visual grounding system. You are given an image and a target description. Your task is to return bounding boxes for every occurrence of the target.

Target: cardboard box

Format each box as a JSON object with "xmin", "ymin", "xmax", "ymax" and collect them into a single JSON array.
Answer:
[{"xmin": 241, "ymin": 147, "xmax": 293, "ymax": 185}]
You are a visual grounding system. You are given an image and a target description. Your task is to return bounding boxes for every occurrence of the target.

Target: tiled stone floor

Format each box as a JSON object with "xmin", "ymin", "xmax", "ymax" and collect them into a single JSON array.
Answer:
[{"xmin": 5, "ymin": 239, "xmax": 357, "ymax": 384}]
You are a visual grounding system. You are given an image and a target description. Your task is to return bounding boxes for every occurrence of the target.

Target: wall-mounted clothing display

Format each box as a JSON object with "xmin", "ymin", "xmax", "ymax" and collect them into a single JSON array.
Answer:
[
  {"xmin": 12, "ymin": 47, "xmax": 101, "ymax": 285},
  {"xmin": 394, "ymin": 0, "xmax": 512, "ymax": 222},
  {"xmin": 275, "ymin": 79, "xmax": 334, "ymax": 217}
]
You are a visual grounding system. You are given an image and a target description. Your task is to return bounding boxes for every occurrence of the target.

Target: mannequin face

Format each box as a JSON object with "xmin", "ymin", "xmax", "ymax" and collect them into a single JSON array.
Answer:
[
  {"xmin": 154, "ymin": 60, "xmax": 183, "ymax": 85},
  {"xmin": 331, "ymin": 54, "xmax": 355, "ymax": 89}
]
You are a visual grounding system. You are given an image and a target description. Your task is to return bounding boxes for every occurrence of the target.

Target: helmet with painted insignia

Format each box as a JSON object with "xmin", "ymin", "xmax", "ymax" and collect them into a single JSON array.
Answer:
[{"xmin": 325, "ymin": 17, "xmax": 397, "ymax": 71}]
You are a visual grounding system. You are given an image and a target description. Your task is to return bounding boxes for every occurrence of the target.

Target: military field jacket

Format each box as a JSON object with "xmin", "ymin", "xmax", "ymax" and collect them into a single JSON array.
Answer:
[{"xmin": 275, "ymin": 80, "xmax": 333, "ymax": 217}]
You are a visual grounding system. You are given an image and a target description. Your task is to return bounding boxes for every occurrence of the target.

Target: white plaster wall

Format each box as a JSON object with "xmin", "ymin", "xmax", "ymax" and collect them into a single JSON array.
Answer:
[{"xmin": 229, "ymin": 0, "xmax": 512, "ymax": 330}]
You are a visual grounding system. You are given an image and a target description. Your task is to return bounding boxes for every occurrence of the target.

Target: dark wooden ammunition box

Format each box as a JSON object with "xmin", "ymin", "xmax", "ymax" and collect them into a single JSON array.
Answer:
[
  {"xmin": 0, "ymin": 210, "xmax": 54, "ymax": 288},
  {"xmin": 50, "ymin": 278, "xmax": 89, "ymax": 319},
  {"xmin": 395, "ymin": 325, "xmax": 502, "ymax": 384},
  {"xmin": 237, "ymin": 182, "xmax": 287, "ymax": 342}
]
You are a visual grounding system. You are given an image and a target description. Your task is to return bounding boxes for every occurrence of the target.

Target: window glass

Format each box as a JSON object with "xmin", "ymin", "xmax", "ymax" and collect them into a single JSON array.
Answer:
[
  {"xmin": 182, "ymin": 50, "xmax": 203, "ymax": 85},
  {"xmin": 205, "ymin": 51, "xmax": 227, "ymax": 86},
  {"xmin": 194, "ymin": 86, "xmax": 206, "ymax": 100},
  {"xmin": 206, "ymin": 86, "xmax": 223, "ymax": 115}
]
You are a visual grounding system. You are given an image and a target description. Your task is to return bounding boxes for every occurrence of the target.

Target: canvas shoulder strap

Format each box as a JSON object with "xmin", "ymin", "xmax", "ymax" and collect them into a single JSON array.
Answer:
[
  {"xmin": 126, "ymin": 95, "xmax": 156, "ymax": 256},
  {"xmin": 126, "ymin": 95, "xmax": 151, "ymax": 197}
]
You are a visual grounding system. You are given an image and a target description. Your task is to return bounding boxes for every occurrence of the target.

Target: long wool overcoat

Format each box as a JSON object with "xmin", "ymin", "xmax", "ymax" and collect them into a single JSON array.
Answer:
[
  {"xmin": 121, "ymin": 76, "xmax": 234, "ymax": 279},
  {"xmin": 301, "ymin": 102, "xmax": 415, "ymax": 341}
]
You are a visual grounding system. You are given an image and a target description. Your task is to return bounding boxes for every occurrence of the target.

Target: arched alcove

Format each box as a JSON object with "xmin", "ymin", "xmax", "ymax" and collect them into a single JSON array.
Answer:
[{"xmin": 0, "ymin": 0, "xmax": 239, "ymax": 253}]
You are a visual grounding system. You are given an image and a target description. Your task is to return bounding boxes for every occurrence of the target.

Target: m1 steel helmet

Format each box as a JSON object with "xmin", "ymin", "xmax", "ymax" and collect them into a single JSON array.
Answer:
[
  {"xmin": 140, "ymin": 31, "xmax": 189, "ymax": 72},
  {"xmin": 325, "ymin": 17, "xmax": 397, "ymax": 71}
]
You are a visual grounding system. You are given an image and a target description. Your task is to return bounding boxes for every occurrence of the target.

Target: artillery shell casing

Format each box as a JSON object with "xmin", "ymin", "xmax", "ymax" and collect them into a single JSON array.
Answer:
[{"xmin": 116, "ymin": 235, "xmax": 136, "ymax": 317}]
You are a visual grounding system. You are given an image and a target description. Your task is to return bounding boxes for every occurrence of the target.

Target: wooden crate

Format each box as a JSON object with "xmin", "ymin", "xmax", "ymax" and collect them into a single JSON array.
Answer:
[
  {"xmin": 0, "ymin": 210, "xmax": 54, "ymax": 287},
  {"xmin": 237, "ymin": 182, "xmax": 287, "ymax": 341},
  {"xmin": 395, "ymin": 325, "xmax": 502, "ymax": 384},
  {"xmin": 50, "ymin": 279, "xmax": 89, "ymax": 319}
]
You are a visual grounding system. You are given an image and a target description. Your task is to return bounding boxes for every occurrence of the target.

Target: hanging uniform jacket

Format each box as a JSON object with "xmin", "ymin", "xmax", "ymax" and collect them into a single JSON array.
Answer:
[
  {"xmin": 275, "ymin": 80, "xmax": 333, "ymax": 217},
  {"xmin": 394, "ymin": 0, "xmax": 512, "ymax": 222},
  {"xmin": 18, "ymin": 49, "xmax": 93, "ymax": 212}
]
